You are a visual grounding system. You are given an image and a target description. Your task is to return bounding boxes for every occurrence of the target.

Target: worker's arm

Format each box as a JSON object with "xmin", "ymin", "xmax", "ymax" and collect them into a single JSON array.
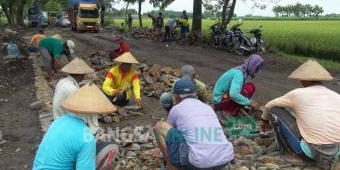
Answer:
[
  {"xmin": 30, "ymin": 35, "xmax": 36, "ymax": 46},
  {"xmin": 102, "ymin": 70, "xmax": 118, "ymax": 96},
  {"xmin": 262, "ymin": 90, "xmax": 296, "ymax": 120},
  {"xmin": 229, "ymin": 73, "xmax": 251, "ymax": 106},
  {"xmin": 131, "ymin": 72, "xmax": 141, "ymax": 100}
]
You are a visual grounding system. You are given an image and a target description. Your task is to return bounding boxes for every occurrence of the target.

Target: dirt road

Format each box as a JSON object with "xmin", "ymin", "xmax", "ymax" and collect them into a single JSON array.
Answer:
[{"xmin": 1, "ymin": 27, "xmax": 340, "ymax": 168}]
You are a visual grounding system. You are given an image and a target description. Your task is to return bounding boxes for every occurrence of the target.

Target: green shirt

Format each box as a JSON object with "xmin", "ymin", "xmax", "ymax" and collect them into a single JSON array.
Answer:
[{"xmin": 39, "ymin": 37, "xmax": 64, "ymax": 58}]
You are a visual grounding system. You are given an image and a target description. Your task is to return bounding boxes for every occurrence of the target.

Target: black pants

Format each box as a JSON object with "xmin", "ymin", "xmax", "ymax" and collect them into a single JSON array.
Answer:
[
  {"xmin": 270, "ymin": 107, "xmax": 314, "ymax": 161},
  {"xmin": 106, "ymin": 92, "xmax": 129, "ymax": 106},
  {"xmin": 164, "ymin": 25, "xmax": 172, "ymax": 43}
]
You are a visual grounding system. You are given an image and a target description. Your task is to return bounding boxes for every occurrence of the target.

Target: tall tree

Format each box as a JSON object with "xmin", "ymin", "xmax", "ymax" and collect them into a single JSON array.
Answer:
[
  {"xmin": 137, "ymin": 0, "xmax": 145, "ymax": 28},
  {"xmin": 192, "ymin": 0, "xmax": 202, "ymax": 33}
]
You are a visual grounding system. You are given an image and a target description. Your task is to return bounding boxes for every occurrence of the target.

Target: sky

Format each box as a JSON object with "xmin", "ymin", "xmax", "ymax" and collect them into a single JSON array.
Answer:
[{"xmin": 112, "ymin": 0, "xmax": 340, "ymax": 17}]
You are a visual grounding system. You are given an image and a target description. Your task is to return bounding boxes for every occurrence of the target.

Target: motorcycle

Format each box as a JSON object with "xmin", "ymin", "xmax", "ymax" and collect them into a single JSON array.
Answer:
[
  {"xmin": 233, "ymin": 25, "xmax": 266, "ymax": 55},
  {"xmin": 209, "ymin": 23, "xmax": 225, "ymax": 49}
]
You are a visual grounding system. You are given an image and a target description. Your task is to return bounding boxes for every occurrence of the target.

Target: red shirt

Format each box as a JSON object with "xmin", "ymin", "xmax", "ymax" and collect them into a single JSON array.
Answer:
[{"xmin": 118, "ymin": 42, "xmax": 129, "ymax": 55}]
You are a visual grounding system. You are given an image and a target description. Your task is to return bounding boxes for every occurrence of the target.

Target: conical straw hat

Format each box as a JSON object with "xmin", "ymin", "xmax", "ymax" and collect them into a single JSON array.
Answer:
[
  {"xmin": 51, "ymin": 34, "xmax": 63, "ymax": 40},
  {"xmin": 288, "ymin": 60, "xmax": 333, "ymax": 81},
  {"xmin": 114, "ymin": 52, "xmax": 139, "ymax": 64},
  {"xmin": 61, "ymin": 57, "xmax": 94, "ymax": 74},
  {"xmin": 62, "ymin": 83, "xmax": 117, "ymax": 114}
]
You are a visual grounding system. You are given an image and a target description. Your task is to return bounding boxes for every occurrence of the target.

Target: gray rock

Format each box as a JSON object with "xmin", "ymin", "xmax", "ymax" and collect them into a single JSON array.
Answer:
[
  {"xmin": 126, "ymin": 151, "xmax": 137, "ymax": 157},
  {"xmin": 238, "ymin": 166, "xmax": 249, "ymax": 170},
  {"xmin": 30, "ymin": 101, "xmax": 45, "ymax": 110}
]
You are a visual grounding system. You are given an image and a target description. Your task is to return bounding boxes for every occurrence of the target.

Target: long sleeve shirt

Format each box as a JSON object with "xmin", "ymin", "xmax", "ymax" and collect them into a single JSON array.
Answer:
[
  {"xmin": 102, "ymin": 65, "xmax": 141, "ymax": 100},
  {"xmin": 212, "ymin": 69, "xmax": 251, "ymax": 106},
  {"xmin": 52, "ymin": 76, "xmax": 79, "ymax": 119},
  {"xmin": 262, "ymin": 85, "xmax": 340, "ymax": 145}
]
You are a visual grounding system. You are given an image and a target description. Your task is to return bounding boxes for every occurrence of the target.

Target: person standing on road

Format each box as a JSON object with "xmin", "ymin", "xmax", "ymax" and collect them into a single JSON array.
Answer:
[
  {"xmin": 163, "ymin": 19, "xmax": 179, "ymax": 45},
  {"xmin": 159, "ymin": 65, "xmax": 210, "ymax": 112},
  {"xmin": 155, "ymin": 12, "xmax": 164, "ymax": 39},
  {"xmin": 109, "ymin": 35, "xmax": 129, "ymax": 61},
  {"xmin": 38, "ymin": 37, "xmax": 75, "ymax": 77},
  {"xmin": 102, "ymin": 52, "xmax": 142, "ymax": 107},
  {"xmin": 33, "ymin": 83, "xmax": 119, "ymax": 170},
  {"xmin": 260, "ymin": 60, "xmax": 340, "ymax": 170},
  {"xmin": 154, "ymin": 79, "xmax": 234, "ymax": 170},
  {"xmin": 212, "ymin": 54, "xmax": 264, "ymax": 118}
]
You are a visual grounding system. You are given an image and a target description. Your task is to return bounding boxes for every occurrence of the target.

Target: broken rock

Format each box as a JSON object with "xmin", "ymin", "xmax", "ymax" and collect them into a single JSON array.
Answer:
[{"xmin": 30, "ymin": 101, "xmax": 45, "ymax": 110}]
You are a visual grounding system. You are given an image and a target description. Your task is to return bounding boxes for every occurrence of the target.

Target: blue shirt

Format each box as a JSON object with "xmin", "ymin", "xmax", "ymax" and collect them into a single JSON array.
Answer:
[
  {"xmin": 33, "ymin": 114, "xmax": 96, "ymax": 170},
  {"xmin": 212, "ymin": 68, "xmax": 251, "ymax": 105}
]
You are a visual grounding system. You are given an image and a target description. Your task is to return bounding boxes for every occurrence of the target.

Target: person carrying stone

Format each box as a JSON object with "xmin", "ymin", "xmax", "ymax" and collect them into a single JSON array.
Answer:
[
  {"xmin": 154, "ymin": 79, "xmax": 234, "ymax": 170},
  {"xmin": 159, "ymin": 65, "xmax": 210, "ymax": 112},
  {"xmin": 260, "ymin": 60, "xmax": 340, "ymax": 170},
  {"xmin": 212, "ymin": 54, "xmax": 264, "ymax": 119},
  {"xmin": 102, "ymin": 52, "xmax": 142, "ymax": 107},
  {"xmin": 38, "ymin": 36, "xmax": 75, "ymax": 77},
  {"xmin": 33, "ymin": 83, "xmax": 119, "ymax": 170}
]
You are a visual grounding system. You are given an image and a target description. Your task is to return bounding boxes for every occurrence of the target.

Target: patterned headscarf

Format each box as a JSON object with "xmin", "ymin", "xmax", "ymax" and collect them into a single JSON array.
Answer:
[{"xmin": 234, "ymin": 54, "xmax": 264, "ymax": 79}]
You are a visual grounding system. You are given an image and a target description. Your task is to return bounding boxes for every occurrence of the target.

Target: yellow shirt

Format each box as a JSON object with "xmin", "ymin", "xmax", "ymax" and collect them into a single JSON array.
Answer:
[
  {"xmin": 262, "ymin": 85, "xmax": 340, "ymax": 144},
  {"xmin": 30, "ymin": 34, "xmax": 46, "ymax": 46},
  {"xmin": 102, "ymin": 65, "xmax": 141, "ymax": 100}
]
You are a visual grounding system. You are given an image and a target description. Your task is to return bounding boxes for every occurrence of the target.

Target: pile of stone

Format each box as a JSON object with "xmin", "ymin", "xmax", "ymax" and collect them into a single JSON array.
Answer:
[{"xmin": 132, "ymin": 28, "xmax": 159, "ymax": 40}]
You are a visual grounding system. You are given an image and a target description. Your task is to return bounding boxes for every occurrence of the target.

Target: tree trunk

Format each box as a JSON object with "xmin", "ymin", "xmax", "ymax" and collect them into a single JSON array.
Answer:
[
  {"xmin": 9, "ymin": 5, "xmax": 15, "ymax": 26},
  {"xmin": 100, "ymin": 4, "xmax": 106, "ymax": 27},
  {"xmin": 16, "ymin": 0, "xmax": 25, "ymax": 26},
  {"xmin": 225, "ymin": 0, "xmax": 236, "ymax": 24},
  {"xmin": 125, "ymin": 2, "xmax": 130, "ymax": 24},
  {"xmin": 192, "ymin": 0, "xmax": 202, "ymax": 33},
  {"xmin": 221, "ymin": 0, "xmax": 230, "ymax": 23},
  {"xmin": 138, "ymin": 0, "xmax": 143, "ymax": 28}
]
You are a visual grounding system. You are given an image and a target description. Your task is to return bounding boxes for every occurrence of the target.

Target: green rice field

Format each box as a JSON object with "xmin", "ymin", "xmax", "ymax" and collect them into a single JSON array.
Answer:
[{"xmin": 113, "ymin": 18, "xmax": 340, "ymax": 63}]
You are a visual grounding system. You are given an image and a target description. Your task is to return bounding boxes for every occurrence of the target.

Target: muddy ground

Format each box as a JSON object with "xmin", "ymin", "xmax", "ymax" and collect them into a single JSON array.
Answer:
[{"xmin": 1, "ymin": 27, "xmax": 340, "ymax": 169}]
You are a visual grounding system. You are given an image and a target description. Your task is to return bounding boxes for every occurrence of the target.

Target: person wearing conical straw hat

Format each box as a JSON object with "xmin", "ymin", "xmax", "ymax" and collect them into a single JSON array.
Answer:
[
  {"xmin": 33, "ymin": 83, "xmax": 119, "ymax": 170},
  {"xmin": 53, "ymin": 57, "xmax": 94, "ymax": 120},
  {"xmin": 102, "ymin": 52, "xmax": 142, "ymax": 108},
  {"xmin": 260, "ymin": 60, "xmax": 340, "ymax": 169}
]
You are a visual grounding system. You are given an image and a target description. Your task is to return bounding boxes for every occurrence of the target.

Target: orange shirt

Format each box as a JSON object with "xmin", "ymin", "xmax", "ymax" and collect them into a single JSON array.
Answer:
[{"xmin": 30, "ymin": 34, "xmax": 46, "ymax": 46}]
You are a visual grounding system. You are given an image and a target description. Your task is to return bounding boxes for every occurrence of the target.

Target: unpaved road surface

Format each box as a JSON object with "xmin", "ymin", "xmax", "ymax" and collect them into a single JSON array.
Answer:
[{"xmin": 1, "ymin": 27, "xmax": 340, "ymax": 169}]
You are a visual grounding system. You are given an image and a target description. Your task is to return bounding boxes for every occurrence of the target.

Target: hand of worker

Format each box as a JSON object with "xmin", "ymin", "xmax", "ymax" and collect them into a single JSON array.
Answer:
[
  {"xmin": 114, "ymin": 90, "xmax": 122, "ymax": 98},
  {"xmin": 135, "ymin": 98, "xmax": 142, "ymax": 108},
  {"xmin": 53, "ymin": 59, "xmax": 62, "ymax": 70},
  {"xmin": 250, "ymin": 101, "xmax": 260, "ymax": 109},
  {"xmin": 259, "ymin": 118, "xmax": 271, "ymax": 133}
]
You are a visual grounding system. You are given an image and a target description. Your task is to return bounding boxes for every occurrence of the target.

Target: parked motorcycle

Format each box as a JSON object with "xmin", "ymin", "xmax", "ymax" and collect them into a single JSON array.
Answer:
[
  {"xmin": 209, "ymin": 23, "xmax": 225, "ymax": 49},
  {"xmin": 233, "ymin": 25, "xmax": 266, "ymax": 55}
]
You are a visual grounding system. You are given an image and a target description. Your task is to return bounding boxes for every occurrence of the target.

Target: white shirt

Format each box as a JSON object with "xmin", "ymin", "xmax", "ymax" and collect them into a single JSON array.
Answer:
[
  {"xmin": 52, "ymin": 76, "xmax": 79, "ymax": 119},
  {"xmin": 263, "ymin": 85, "xmax": 340, "ymax": 144}
]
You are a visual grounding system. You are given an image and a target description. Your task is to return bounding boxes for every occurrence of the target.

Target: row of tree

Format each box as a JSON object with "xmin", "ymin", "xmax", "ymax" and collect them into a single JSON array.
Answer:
[
  {"xmin": 5, "ymin": 0, "xmax": 325, "ymax": 34},
  {"xmin": 272, "ymin": 3, "xmax": 324, "ymax": 19}
]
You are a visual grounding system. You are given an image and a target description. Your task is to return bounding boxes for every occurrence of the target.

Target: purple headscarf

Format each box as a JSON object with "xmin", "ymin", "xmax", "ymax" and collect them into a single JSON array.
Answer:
[{"xmin": 234, "ymin": 54, "xmax": 264, "ymax": 79}]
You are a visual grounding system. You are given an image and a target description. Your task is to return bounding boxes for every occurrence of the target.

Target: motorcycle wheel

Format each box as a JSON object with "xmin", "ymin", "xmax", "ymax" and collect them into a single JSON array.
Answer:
[
  {"xmin": 257, "ymin": 44, "xmax": 266, "ymax": 54},
  {"xmin": 234, "ymin": 40, "xmax": 245, "ymax": 55}
]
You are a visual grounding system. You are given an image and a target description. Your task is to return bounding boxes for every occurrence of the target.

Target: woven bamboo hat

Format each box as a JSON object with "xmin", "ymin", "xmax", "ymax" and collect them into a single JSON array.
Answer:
[
  {"xmin": 51, "ymin": 34, "xmax": 63, "ymax": 40},
  {"xmin": 62, "ymin": 83, "xmax": 117, "ymax": 114},
  {"xmin": 114, "ymin": 52, "xmax": 139, "ymax": 64},
  {"xmin": 61, "ymin": 57, "xmax": 94, "ymax": 74},
  {"xmin": 288, "ymin": 60, "xmax": 333, "ymax": 81}
]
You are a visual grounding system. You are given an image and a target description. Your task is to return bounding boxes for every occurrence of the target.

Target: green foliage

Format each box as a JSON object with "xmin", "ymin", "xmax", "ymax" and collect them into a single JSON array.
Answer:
[{"xmin": 44, "ymin": 0, "xmax": 63, "ymax": 12}]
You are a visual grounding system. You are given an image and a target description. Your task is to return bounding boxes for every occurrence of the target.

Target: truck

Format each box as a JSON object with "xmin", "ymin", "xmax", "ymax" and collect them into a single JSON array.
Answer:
[
  {"xmin": 28, "ymin": 1, "xmax": 41, "ymax": 27},
  {"xmin": 67, "ymin": 0, "xmax": 100, "ymax": 32}
]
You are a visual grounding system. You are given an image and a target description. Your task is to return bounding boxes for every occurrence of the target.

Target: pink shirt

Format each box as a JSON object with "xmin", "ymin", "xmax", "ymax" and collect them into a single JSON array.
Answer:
[{"xmin": 262, "ymin": 85, "xmax": 340, "ymax": 145}]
